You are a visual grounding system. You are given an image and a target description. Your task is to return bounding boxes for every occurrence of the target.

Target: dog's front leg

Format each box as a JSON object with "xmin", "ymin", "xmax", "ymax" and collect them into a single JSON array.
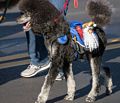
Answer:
[
  {"xmin": 35, "ymin": 65, "xmax": 59, "ymax": 103},
  {"xmin": 63, "ymin": 63, "xmax": 76, "ymax": 101},
  {"xmin": 35, "ymin": 74, "xmax": 50, "ymax": 103},
  {"xmin": 86, "ymin": 55, "xmax": 101, "ymax": 102}
]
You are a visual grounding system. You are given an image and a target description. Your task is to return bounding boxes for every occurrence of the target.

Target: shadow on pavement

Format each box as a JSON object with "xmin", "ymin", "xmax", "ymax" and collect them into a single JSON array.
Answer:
[
  {"xmin": 0, "ymin": 25, "xmax": 22, "ymax": 38},
  {"xmin": 97, "ymin": 47, "xmax": 120, "ymax": 100},
  {"xmin": 0, "ymin": 12, "xmax": 22, "ymax": 38},
  {"xmin": 0, "ymin": 37, "xmax": 26, "ymax": 49},
  {"xmin": 47, "ymin": 95, "xmax": 66, "ymax": 103},
  {"xmin": 106, "ymin": 48, "xmax": 120, "ymax": 91},
  {"xmin": 0, "ymin": 12, "xmax": 21, "ymax": 22},
  {"xmin": 0, "ymin": 63, "xmax": 48, "ymax": 85},
  {"xmin": 0, "ymin": 64, "xmax": 27, "ymax": 85}
]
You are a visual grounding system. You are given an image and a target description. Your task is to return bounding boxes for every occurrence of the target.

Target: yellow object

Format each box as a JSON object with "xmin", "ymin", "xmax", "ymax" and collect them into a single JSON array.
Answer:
[
  {"xmin": 0, "ymin": 16, "xmax": 3, "ymax": 21},
  {"xmin": 73, "ymin": 36, "xmax": 77, "ymax": 43},
  {"xmin": 82, "ymin": 21, "xmax": 95, "ymax": 28},
  {"xmin": 0, "ymin": 16, "xmax": 5, "ymax": 22}
]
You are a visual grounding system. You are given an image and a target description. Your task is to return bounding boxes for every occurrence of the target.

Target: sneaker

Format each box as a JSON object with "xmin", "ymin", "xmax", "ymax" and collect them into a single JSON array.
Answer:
[
  {"xmin": 55, "ymin": 72, "xmax": 65, "ymax": 81},
  {"xmin": 21, "ymin": 62, "xmax": 51, "ymax": 77}
]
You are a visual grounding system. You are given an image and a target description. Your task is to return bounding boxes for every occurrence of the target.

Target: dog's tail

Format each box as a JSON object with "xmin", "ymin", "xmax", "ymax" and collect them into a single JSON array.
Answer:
[
  {"xmin": 86, "ymin": 0, "xmax": 112, "ymax": 26},
  {"xmin": 0, "ymin": 0, "xmax": 20, "ymax": 10}
]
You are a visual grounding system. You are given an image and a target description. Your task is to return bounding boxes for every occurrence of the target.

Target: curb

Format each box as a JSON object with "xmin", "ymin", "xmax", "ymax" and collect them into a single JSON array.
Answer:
[{"xmin": 107, "ymin": 38, "xmax": 120, "ymax": 45}]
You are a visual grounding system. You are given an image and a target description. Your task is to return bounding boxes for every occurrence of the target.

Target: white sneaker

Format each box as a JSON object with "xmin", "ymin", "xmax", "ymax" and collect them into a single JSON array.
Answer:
[
  {"xmin": 55, "ymin": 72, "xmax": 65, "ymax": 81},
  {"xmin": 21, "ymin": 62, "xmax": 51, "ymax": 77}
]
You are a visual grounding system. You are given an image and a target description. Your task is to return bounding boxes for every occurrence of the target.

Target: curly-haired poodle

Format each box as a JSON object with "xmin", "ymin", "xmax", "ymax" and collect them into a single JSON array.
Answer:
[{"xmin": 16, "ymin": 0, "xmax": 113, "ymax": 103}]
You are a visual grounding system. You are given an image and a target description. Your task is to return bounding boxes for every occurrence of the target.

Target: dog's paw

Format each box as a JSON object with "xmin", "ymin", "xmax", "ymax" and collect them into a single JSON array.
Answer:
[
  {"xmin": 35, "ymin": 100, "xmax": 40, "ymax": 103},
  {"xmin": 64, "ymin": 95, "xmax": 74, "ymax": 101},
  {"xmin": 106, "ymin": 88, "xmax": 112, "ymax": 96},
  {"xmin": 85, "ymin": 96, "xmax": 96, "ymax": 103},
  {"xmin": 35, "ymin": 100, "xmax": 45, "ymax": 103},
  {"xmin": 35, "ymin": 96, "xmax": 46, "ymax": 103}
]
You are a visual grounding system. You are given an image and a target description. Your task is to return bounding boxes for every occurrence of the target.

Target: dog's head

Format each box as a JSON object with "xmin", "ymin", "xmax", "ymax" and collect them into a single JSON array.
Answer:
[
  {"xmin": 16, "ymin": 0, "xmax": 69, "ymax": 34},
  {"xmin": 16, "ymin": 12, "xmax": 32, "ymax": 31}
]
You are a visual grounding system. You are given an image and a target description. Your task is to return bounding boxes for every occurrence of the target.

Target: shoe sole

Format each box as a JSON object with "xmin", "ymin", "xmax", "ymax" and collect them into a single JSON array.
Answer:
[
  {"xmin": 55, "ymin": 77, "xmax": 65, "ymax": 81},
  {"xmin": 21, "ymin": 62, "xmax": 51, "ymax": 78}
]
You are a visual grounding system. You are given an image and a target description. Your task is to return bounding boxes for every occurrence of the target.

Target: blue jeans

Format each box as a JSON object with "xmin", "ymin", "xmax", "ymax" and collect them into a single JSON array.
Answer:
[
  {"xmin": 26, "ymin": 0, "xmax": 69, "ymax": 66},
  {"xmin": 26, "ymin": 31, "xmax": 48, "ymax": 66}
]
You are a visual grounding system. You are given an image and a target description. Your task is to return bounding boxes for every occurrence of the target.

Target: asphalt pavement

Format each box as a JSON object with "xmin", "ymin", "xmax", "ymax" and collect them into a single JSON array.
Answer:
[{"xmin": 0, "ymin": 0, "xmax": 120, "ymax": 103}]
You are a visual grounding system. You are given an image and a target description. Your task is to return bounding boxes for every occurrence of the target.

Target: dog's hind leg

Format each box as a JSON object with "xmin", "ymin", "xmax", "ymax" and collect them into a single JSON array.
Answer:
[
  {"xmin": 101, "ymin": 66, "xmax": 113, "ymax": 95},
  {"xmin": 86, "ymin": 55, "xmax": 101, "ymax": 102},
  {"xmin": 35, "ymin": 64, "xmax": 59, "ymax": 103},
  {"xmin": 63, "ymin": 62, "xmax": 76, "ymax": 101}
]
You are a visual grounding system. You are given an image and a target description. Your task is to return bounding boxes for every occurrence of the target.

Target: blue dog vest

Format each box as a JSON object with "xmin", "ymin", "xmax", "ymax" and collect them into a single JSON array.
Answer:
[
  {"xmin": 57, "ymin": 21, "xmax": 85, "ymax": 47},
  {"xmin": 70, "ymin": 21, "xmax": 85, "ymax": 47}
]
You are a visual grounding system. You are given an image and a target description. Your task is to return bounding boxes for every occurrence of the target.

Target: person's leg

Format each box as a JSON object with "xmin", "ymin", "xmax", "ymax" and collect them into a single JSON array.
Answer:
[
  {"xmin": 28, "ymin": 30, "xmax": 48, "ymax": 66},
  {"xmin": 21, "ymin": 30, "xmax": 51, "ymax": 77}
]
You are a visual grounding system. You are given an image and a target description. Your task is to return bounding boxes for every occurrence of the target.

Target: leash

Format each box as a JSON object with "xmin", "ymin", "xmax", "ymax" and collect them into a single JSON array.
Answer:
[
  {"xmin": 54, "ymin": 0, "xmax": 70, "ymax": 22},
  {"xmin": 61, "ymin": 0, "xmax": 70, "ymax": 16},
  {"xmin": 54, "ymin": 0, "xmax": 79, "ymax": 22},
  {"xmin": 0, "ymin": 0, "xmax": 11, "ymax": 23},
  {"xmin": 60, "ymin": 0, "xmax": 79, "ymax": 15},
  {"xmin": 74, "ymin": 0, "xmax": 78, "ymax": 8}
]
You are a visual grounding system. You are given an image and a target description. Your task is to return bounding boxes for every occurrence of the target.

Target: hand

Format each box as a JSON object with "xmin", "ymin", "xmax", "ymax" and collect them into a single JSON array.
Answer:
[{"xmin": 23, "ymin": 22, "xmax": 31, "ymax": 31}]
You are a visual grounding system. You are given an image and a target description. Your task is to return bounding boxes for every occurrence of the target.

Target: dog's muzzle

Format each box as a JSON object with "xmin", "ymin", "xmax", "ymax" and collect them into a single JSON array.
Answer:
[
  {"xmin": 16, "ymin": 14, "xmax": 31, "ymax": 24},
  {"xmin": 16, "ymin": 14, "xmax": 31, "ymax": 31}
]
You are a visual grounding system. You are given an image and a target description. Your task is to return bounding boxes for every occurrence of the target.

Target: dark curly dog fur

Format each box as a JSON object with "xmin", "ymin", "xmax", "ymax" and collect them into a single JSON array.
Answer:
[{"xmin": 17, "ymin": 0, "xmax": 113, "ymax": 103}]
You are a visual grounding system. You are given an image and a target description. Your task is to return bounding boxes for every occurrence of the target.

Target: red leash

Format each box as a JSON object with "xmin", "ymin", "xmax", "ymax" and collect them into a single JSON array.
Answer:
[
  {"xmin": 54, "ymin": 0, "xmax": 79, "ymax": 22},
  {"xmin": 74, "ymin": 0, "xmax": 78, "ymax": 8},
  {"xmin": 54, "ymin": 0, "xmax": 69, "ymax": 22},
  {"xmin": 60, "ymin": 0, "xmax": 69, "ymax": 14}
]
